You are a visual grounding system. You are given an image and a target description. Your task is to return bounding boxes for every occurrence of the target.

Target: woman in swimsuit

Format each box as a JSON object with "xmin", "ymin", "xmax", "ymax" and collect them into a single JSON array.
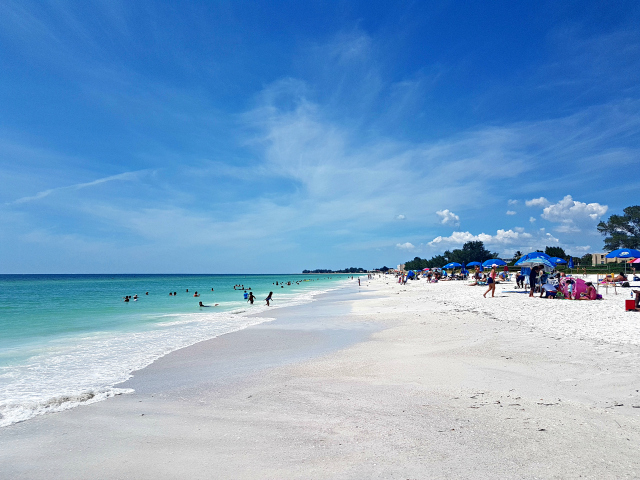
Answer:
[{"xmin": 483, "ymin": 265, "xmax": 497, "ymax": 298}]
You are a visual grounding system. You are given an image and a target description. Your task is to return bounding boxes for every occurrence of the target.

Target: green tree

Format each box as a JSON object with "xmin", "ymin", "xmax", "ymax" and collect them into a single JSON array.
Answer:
[
  {"xmin": 597, "ymin": 206, "xmax": 640, "ymax": 250},
  {"xmin": 446, "ymin": 241, "xmax": 498, "ymax": 265},
  {"xmin": 544, "ymin": 246, "xmax": 566, "ymax": 258},
  {"xmin": 579, "ymin": 253, "xmax": 592, "ymax": 266},
  {"xmin": 404, "ymin": 241, "xmax": 497, "ymax": 270}
]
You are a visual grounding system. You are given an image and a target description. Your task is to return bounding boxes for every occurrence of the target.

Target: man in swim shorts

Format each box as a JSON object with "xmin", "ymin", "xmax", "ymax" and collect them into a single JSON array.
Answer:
[{"xmin": 529, "ymin": 266, "xmax": 539, "ymax": 298}]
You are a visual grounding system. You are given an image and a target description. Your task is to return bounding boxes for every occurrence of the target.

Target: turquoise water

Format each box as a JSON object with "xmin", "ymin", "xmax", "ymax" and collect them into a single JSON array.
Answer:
[{"xmin": 0, "ymin": 274, "xmax": 351, "ymax": 427}]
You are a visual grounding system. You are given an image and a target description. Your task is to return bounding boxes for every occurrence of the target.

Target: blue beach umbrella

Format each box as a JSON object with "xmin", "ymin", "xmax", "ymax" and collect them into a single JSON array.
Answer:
[
  {"xmin": 519, "ymin": 252, "xmax": 552, "ymax": 262},
  {"xmin": 482, "ymin": 259, "xmax": 507, "ymax": 267},
  {"xmin": 467, "ymin": 261, "xmax": 482, "ymax": 267},
  {"xmin": 567, "ymin": 257, "xmax": 574, "ymax": 269},
  {"xmin": 605, "ymin": 248, "xmax": 640, "ymax": 259},
  {"xmin": 550, "ymin": 257, "xmax": 567, "ymax": 265},
  {"xmin": 605, "ymin": 248, "xmax": 640, "ymax": 273},
  {"xmin": 515, "ymin": 255, "xmax": 555, "ymax": 272}
]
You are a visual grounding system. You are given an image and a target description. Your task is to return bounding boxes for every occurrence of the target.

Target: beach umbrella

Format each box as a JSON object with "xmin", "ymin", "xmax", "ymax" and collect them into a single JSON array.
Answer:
[
  {"xmin": 550, "ymin": 257, "xmax": 567, "ymax": 265},
  {"xmin": 422, "ymin": 267, "xmax": 430, "ymax": 271},
  {"xmin": 631, "ymin": 258, "xmax": 640, "ymax": 264},
  {"xmin": 605, "ymin": 248, "xmax": 640, "ymax": 274},
  {"xmin": 448, "ymin": 262, "xmax": 462, "ymax": 268},
  {"xmin": 520, "ymin": 252, "xmax": 552, "ymax": 262},
  {"xmin": 514, "ymin": 255, "xmax": 555, "ymax": 273},
  {"xmin": 467, "ymin": 261, "xmax": 482, "ymax": 267},
  {"xmin": 568, "ymin": 257, "xmax": 574, "ymax": 269},
  {"xmin": 605, "ymin": 248, "xmax": 640, "ymax": 259},
  {"xmin": 481, "ymin": 259, "xmax": 507, "ymax": 267}
]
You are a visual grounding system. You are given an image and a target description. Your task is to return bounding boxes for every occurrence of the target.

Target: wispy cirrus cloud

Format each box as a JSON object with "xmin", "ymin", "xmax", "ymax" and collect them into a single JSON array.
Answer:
[{"xmin": 9, "ymin": 170, "xmax": 149, "ymax": 205}]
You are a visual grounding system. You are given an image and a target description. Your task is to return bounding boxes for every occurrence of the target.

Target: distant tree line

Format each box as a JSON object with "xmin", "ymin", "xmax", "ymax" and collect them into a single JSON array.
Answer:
[
  {"xmin": 404, "ymin": 241, "xmax": 498, "ymax": 270},
  {"xmin": 403, "ymin": 242, "xmax": 595, "ymax": 270},
  {"xmin": 302, "ymin": 267, "xmax": 366, "ymax": 273}
]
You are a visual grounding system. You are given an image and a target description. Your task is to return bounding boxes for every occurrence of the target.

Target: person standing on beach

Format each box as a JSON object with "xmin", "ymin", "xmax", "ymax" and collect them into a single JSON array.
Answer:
[
  {"xmin": 483, "ymin": 265, "xmax": 497, "ymax": 298},
  {"xmin": 265, "ymin": 292, "xmax": 273, "ymax": 306},
  {"xmin": 529, "ymin": 266, "xmax": 539, "ymax": 297}
]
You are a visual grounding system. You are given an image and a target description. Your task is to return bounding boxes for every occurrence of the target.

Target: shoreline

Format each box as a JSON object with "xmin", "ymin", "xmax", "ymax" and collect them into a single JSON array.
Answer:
[
  {"xmin": 0, "ymin": 274, "xmax": 352, "ymax": 428},
  {"xmin": 2, "ymin": 276, "xmax": 640, "ymax": 478}
]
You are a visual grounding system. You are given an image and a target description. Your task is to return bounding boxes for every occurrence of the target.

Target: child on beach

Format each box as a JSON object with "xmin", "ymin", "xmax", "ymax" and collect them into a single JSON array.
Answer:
[{"xmin": 265, "ymin": 292, "xmax": 273, "ymax": 306}]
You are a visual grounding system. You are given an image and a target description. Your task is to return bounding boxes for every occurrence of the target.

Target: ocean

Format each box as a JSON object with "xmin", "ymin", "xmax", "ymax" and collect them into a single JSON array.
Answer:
[{"xmin": 0, "ymin": 273, "xmax": 351, "ymax": 427}]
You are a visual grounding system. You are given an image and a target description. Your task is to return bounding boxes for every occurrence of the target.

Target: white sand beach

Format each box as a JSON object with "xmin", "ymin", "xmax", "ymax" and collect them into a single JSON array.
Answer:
[{"xmin": 2, "ymin": 276, "xmax": 640, "ymax": 479}]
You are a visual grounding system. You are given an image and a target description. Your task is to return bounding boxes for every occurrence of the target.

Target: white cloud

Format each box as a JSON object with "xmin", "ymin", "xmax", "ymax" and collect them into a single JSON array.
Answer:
[
  {"xmin": 506, "ymin": 210, "xmax": 516, "ymax": 215},
  {"xmin": 428, "ymin": 229, "xmax": 532, "ymax": 246},
  {"xmin": 396, "ymin": 242, "xmax": 415, "ymax": 250},
  {"xmin": 541, "ymin": 195, "xmax": 607, "ymax": 222},
  {"xmin": 396, "ymin": 214, "xmax": 406, "ymax": 220},
  {"xmin": 539, "ymin": 195, "xmax": 608, "ymax": 233},
  {"xmin": 525, "ymin": 197, "xmax": 551, "ymax": 207},
  {"xmin": 435, "ymin": 209, "xmax": 460, "ymax": 227},
  {"xmin": 508, "ymin": 199, "xmax": 518, "ymax": 205},
  {"xmin": 529, "ymin": 216, "xmax": 537, "ymax": 223}
]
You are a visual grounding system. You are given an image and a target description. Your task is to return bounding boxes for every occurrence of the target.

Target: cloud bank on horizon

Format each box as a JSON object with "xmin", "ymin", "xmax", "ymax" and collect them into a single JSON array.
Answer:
[{"xmin": 0, "ymin": 1, "xmax": 639, "ymax": 273}]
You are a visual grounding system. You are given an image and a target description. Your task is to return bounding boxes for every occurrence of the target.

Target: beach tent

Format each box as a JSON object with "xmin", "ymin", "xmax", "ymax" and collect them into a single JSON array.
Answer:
[
  {"xmin": 481, "ymin": 259, "xmax": 507, "ymax": 267},
  {"xmin": 558, "ymin": 277, "xmax": 587, "ymax": 299},
  {"xmin": 550, "ymin": 257, "xmax": 567, "ymax": 265}
]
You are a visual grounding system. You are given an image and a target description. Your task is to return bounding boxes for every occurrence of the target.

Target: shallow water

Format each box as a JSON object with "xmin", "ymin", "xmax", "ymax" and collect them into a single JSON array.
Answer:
[{"xmin": 0, "ymin": 274, "xmax": 350, "ymax": 427}]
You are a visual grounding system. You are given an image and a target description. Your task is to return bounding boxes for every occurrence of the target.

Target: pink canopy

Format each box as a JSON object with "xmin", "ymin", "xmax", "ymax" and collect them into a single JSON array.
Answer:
[{"xmin": 558, "ymin": 277, "xmax": 588, "ymax": 298}]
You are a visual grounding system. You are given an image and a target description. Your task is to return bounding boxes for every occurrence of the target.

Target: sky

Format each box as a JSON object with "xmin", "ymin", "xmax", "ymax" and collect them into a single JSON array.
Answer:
[{"xmin": 1, "ymin": 0, "xmax": 639, "ymax": 273}]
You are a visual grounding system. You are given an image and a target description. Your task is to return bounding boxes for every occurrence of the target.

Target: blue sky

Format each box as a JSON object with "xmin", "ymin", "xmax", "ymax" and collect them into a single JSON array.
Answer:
[{"xmin": 1, "ymin": 0, "xmax": 639, "ymax": 273}]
